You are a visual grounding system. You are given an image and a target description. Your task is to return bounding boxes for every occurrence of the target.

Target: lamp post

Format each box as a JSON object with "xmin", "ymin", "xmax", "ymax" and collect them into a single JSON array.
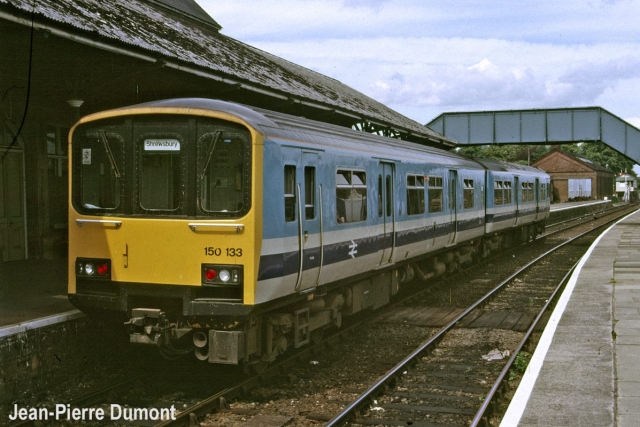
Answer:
[{"xmin": 66, "ymin": 98, "xmax": 84, "ymax": 121}]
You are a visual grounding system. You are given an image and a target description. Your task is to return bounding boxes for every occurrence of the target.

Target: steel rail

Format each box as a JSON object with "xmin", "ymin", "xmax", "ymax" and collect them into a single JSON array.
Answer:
[
  {"xmin": 470, "ymin": 262, "xmax": 577, "ymax": 427},
  {"xmin": 325, "ymin": 215, "xmax": 621, "ymax": 427},
  {"xmin": 469, "ymin": 205, "xmax": 639, "ymax": 426}
]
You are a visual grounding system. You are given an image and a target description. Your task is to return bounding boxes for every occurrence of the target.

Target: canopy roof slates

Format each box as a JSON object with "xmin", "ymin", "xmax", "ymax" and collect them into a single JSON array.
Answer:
[{"xmin": 1, "ymin": 0, "xmax": 450, "ymax": 145}]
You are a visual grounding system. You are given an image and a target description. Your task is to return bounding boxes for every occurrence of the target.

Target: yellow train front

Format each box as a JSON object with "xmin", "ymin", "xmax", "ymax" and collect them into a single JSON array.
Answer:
[{"xmin": 69, "ymin": 99, "xmax": 265, "ymax": 364}]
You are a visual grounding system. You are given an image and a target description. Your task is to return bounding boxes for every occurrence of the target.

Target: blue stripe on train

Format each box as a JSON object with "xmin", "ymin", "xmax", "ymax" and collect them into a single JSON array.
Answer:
[{"xmin": 258, "ymin": 216, "xmax": 485, "ymax": 281}]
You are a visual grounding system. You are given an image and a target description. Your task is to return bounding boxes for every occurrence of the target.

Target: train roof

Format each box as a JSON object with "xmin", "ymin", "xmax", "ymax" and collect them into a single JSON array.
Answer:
[
  {"xmin": 84, "ymin": 98, "xmax": 549, "ymax": 177},
  {"xmin": 472, "ymin": 157, "xmax": 546, "ymax": 176},
  {"xmin": 87, "ymin": 98, "xmax": 479, "ymax": 169}
]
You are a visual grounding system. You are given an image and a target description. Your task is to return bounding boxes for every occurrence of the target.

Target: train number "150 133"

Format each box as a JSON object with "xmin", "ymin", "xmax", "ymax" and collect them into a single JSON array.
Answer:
[{"xmin": 204, "ymin": 247, "xmax": 243, "ymax": 257}]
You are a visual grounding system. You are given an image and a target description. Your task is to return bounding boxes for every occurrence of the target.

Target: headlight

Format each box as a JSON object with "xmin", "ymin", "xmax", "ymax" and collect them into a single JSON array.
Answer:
[
  {"xmin": 201, "ymin": 264, "xmax": 243, "ymax": 286},
  {"xmin": 219, "ymin": 269, "xmax": 231, "ymax": 282},
  {"xmin": 84, "ymin": 263, "xmax": 95, "ymax": 275},
  {"xmin": 76, "ymin": 258, "xmax": 111, "ymax": 279}
]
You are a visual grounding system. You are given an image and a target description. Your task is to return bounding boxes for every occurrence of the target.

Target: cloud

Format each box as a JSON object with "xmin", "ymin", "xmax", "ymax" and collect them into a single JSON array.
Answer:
[
  {"xmin": 200, "ymin": 1, "xmax": 640, "ymax": 124},
  {"xmin": 363, "ymin": 45, "xmax": 640, "ymax": 119},
  {"xmin": 627, "ymin": 118, "xmax": 640, "ymax": 128},
  {"xmin": 207, "ymin": 0, "xmax": 640, "ymax": 44},
  {"xmin": 342, "ymin": 0, "xmax": 390, "ymax": 10}
]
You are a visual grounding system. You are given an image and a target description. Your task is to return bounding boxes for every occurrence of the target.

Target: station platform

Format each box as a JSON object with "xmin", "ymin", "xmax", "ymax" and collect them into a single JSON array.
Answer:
[
  {"xmin": 0, "ymin": 257, "xmax": 81, "ymax": 337},
  {"xmin": 500, "ymin": 207, "xmax": 640, "ymax": 427},
  {"xmin": 549, "ymin": 199, "xmax": 611, "ymax": 211},
  {"xmin": 548, "ymin": 199, "xmax": 612, "ymax": 223}
]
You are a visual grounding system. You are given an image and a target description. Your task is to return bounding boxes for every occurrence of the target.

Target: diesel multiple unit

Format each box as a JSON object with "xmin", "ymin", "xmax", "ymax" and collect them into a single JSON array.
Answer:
[{"xmin": 68, "ymin": 99, "xmax": 550, "ymax": 369}]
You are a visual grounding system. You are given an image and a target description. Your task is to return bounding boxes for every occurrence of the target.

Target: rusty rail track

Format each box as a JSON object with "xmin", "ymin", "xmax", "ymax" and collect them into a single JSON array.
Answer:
[{"xmin": 325, "ymin": 206, "xmax": 637, "ymax": 427}]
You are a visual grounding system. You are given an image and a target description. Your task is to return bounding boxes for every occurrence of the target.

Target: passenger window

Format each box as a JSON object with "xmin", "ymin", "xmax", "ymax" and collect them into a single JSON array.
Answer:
[
  {"xmin": 407, "ymin": 175, "xmax": 425, "ymax": 215},
  {"xmin": 305, "ymin": 166, "xmax": 315, "ymax": 219},
  {"xmin": 463, "ymin": 179, "xmax": 474, "ymax": 209},
  {"xmin": 529, "ymin": 183, "xmax": 534, "ymax": 201},
  {"xmin": 139, "ymin": 134, "xmax": 183, "ymax": 211},
  {"xmin": 428, "ymin": 176, "xmax": 443, "ymax": 213},
  {"xmin": 336, "ymin": 169, "xmax": 367, "ymax": 223},
  {"xmin": 284, "ymin": 165, "xmax": 296, "ymax": 222},
  {"xmin": 494, "ymin": 181, "xmax": 503, "ymax": 205},
  {"xmin": 504, "ymin": 181, "xmax": 512, "ymax": 204}
]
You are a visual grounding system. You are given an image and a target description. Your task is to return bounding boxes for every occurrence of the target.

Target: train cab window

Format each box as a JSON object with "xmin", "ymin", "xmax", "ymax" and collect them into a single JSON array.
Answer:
[
  {"xmin": 198, "ymin": 132, "xmax": 247, "ymax": 214},
  {"xmin": 504, "ymin": 181, "xmax": 512, "ymax": 204},
  {"xmin": 336, "ymin": 169, "xmax": 367, "ymax": 223},
  {"xmin": 305, "ymin": 166, "xmax": 315, "ymax": 219},
  {"xmin": 80, "ymin": 130, "xmax": 123, "ymax": 210},
  {"xmin": 463, "ymin": 179, "xmax": 474, "ymax": 209},
  {"xmin": 406, "ymin": 174, "xmax": 425, "ymax": 215},
  {"xmin": 428, "ymin": 176, "xmax": 443, "ymax": 213},
  {"xmin": 74, "ymin": 116, "xmax": 251, "ymax": 218},
  {"xmin": 494, "ymin": 181, "xmax": 503, "ymax": 205},
  {"xmin": 541, "ymin": 183, "xmax": 547, "ymax": 200},
  {"xmin": 284, "ymin": 165, "xmax": 296, "ymax": 222},
  {"xmin": 139, "ymin": 134, "xmax": 183, "ymax": 211}
]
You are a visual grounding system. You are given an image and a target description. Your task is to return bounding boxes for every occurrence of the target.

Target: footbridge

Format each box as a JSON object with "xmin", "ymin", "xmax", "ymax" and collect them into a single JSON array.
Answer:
[{"xmin": 427, "ymin": 107, "xmax": 640, "ymax": 165}]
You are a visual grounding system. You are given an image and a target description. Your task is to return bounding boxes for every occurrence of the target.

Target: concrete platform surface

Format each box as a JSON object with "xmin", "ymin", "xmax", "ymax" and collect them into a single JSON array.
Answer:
[
  {"xmin": 501, "ymin": 208, "xmax": 640, "ymax": 427},
  {"xmin": 549, "ymin": 199, "xmax": 612, "ymax": 212},
  {"xmin": 0, "ymin": 257, "xmax": 76, "ymax": 331}
]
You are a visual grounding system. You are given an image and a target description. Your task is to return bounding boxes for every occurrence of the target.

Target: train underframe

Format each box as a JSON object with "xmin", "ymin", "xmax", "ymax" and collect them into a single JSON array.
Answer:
[{"xmin": 124, "ymin": 221, "xmax": 545, "ymax": 369}]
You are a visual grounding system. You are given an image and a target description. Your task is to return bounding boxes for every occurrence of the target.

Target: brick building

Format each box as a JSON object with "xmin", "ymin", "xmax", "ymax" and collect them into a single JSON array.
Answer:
[{"xmin": 533, "ymin": 149, "xmax": 615, "ymax": 202}]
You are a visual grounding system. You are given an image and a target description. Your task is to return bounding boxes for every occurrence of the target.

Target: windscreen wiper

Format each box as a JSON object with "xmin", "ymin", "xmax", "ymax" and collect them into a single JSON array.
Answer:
[
  {"xmin": 199, "ymin": 131, "xmax": 222, "ymax": 182},
  {"xmin": 98, "ymin": 130, "xmax": 121, "ymax": 178}
]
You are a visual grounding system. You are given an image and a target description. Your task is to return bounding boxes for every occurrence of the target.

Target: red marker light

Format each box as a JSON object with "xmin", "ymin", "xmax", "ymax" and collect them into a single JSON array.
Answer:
[
  {"xmin": 97, "ymin": 264, "xmax": 109, "ymax": 276},
  {"xmin": 204, "ymin": 268, "xmax": 217, "ymax": 281}
]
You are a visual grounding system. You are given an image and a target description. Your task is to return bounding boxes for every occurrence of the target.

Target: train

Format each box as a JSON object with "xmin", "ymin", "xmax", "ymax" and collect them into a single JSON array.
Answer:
[{"xmin": 67, "ymin": 98, "xmax": 550, "ymax": 369}]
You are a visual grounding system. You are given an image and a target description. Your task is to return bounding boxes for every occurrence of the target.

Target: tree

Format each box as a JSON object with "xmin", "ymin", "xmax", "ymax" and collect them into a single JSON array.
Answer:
[
  {"xmin": 456, "ymin": 142, "xmax": 637, "ymax": 176},
  {"xmin": 579, "ymin": 142, "xmax": 636, "ymax": 176}
]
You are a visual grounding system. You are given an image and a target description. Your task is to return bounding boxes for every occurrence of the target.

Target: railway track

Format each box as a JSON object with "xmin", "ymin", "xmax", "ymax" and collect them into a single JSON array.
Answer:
[
  {"xmin": 11, "ymin": 204, "xmax": 635, "ymax": 427},
  {"xmin": 326, "ymin": 204, "xmax": 638, "ymax": 427}
]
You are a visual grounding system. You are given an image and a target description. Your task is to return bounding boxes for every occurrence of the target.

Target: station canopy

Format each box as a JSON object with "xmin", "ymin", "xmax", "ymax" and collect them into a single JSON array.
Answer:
[
  {"xmin": 427, "ymin": 107, "xmax": 640, "ymax": 164},
  {"xmin": 0, "ymin": 0, "xmax": 452, "ymax": 147}
]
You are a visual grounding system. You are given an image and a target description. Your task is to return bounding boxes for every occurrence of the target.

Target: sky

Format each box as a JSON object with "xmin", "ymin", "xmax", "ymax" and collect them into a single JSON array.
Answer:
[{"xmin": 198, "ymin": 0, "xmax": 640, "ymax": 129}]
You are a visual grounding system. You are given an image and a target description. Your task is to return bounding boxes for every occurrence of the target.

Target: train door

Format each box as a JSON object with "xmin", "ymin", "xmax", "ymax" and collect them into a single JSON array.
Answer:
[
  {"xmin": 0, "ymin": 150, "xmax": 26, "ymax": 261},
  {"xmin": 377, "ymin": 162, "xmax": 395, "ymax": 266},
  {"xmin": 514, "ymin": 176, "xmax": 520, "ymax": 226},
  {"xmin": 534, "ymin": 178, "xmax": 541, "ymax": 220},
  {"xmin": 447, "ymin": 170, "xmax": 457, "ymax": 246},
  {"xmin": 295, "ymin": 151, "xmax": 323, "ymax": 292}
]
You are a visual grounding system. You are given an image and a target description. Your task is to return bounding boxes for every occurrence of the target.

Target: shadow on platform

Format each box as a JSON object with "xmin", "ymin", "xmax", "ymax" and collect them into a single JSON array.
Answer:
[{"xmin": 0, "ymin": 257, "xmax": 74, "ymax": 328}]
